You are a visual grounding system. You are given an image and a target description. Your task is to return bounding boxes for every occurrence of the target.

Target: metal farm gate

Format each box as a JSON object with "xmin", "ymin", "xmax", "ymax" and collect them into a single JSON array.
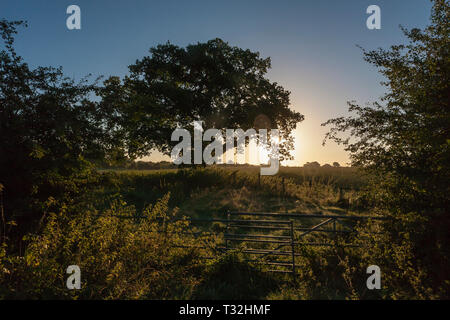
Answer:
[{"xmin": 169, "ymin": 211, "xmax": 385, "ymax": 278}]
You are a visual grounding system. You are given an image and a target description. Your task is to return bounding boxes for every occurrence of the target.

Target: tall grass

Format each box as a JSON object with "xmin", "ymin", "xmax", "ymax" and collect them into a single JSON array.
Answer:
[{"xmin": 96, "ymin": 166, "xmax": 367, "ymax": 218}]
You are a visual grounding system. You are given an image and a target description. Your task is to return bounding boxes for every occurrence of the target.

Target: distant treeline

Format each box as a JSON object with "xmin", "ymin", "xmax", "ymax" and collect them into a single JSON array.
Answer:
[{"xmin": 99, "ymin": 160, "xmax": 346, "ymax": 171}]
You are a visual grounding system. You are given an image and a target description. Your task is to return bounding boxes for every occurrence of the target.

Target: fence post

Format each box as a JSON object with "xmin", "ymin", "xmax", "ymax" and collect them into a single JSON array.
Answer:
[{"xmin": 290, "ymin": 220, "xmax": 296, "ymax": 281}]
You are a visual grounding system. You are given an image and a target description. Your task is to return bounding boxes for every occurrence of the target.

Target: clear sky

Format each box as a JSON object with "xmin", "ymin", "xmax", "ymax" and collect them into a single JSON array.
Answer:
[{"xmin": 1, "ymin": 0, "xmax": 433, "ymax": 166}]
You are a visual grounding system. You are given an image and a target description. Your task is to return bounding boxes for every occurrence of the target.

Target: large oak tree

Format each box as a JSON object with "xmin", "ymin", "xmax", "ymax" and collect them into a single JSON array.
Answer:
[{"xmin": 98, "ymin": 39, "xmax": 304, "ymax": 161}]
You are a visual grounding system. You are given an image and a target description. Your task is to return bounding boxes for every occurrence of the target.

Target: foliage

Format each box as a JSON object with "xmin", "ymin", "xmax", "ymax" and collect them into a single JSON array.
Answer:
[
  {"xmin": 97, "ymin": 39, "xmax": 304, "ymax": 161},
  {"xmin": 0, "ymin": 194, "xmax": 210, "ymax": 299},
  {"xmin": 322, "ymin": 0, "xmax": 450, "ymax": 298},
  {"xmin": 268, "ymin": 244, "xmax": 383, "ymax": 300},
  {"xmin": 0, "ymin": 20, "xmax": 124, "ymax": 234}
]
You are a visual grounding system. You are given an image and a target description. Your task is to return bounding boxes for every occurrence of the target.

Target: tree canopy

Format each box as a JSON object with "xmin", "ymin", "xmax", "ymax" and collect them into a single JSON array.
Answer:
[
  {"xmin": 322, "ymin": 0, "xmax": 449, "ymax": 298},
  {"xmin": 98, "ymin": 39, "xmax": 304, "ymax": 161},
  {"xmin": 0, "ymin": 20, "xmax": 120, "ymax": 225}
]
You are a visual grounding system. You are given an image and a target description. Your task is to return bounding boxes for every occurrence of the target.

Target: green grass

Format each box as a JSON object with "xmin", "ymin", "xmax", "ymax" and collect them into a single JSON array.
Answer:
[{"xmin": 96, "ymin": 165, "xmax": 366, "ymax": 219}]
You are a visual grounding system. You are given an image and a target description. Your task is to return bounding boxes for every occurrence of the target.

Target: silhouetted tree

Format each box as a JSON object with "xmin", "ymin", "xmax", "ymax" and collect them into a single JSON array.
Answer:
[
  {"xmin": 0, "ymin": 20, "xmax": 122, "ymax": 232},
  {"xmin": 303, "ymin": 161, "xmax": 320, "ymax": 168},
  {"xmin": 98, "ymin": 39, "xmax": 304, "ymax": 161},
  {"xmin": 322, "ymin": 0, "xmax": 450, "ymax": 298}
]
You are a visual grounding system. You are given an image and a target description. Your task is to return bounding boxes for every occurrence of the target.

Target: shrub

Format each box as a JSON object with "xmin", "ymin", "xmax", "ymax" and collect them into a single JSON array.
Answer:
[{"xmin": 0, "ymin": 194, "xmax": 210, "ymax": 299}]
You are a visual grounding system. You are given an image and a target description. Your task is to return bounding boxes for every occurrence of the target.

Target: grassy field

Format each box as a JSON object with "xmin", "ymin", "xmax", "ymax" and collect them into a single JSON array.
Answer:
[{"xmin": 97, "ymin": 165, "xmax": 367, "ymax": 219}]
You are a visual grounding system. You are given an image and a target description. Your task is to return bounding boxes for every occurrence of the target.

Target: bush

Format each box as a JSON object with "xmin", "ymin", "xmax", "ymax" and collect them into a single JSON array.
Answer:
[{"xmin": 0, "ymin": 194, "xmax": 210, "ymax": 299}]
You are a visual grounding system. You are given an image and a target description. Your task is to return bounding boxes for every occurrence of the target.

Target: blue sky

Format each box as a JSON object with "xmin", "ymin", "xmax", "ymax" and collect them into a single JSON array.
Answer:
[{"xmin": 0, "ymin": 0, "xmax": 433, "ymax": 165}]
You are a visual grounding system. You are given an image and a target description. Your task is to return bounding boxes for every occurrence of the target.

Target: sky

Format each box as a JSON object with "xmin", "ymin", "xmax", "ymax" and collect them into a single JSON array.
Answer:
[{"xmin": 0, "ymin": 0, "xmax": 433, "ymax": 166}]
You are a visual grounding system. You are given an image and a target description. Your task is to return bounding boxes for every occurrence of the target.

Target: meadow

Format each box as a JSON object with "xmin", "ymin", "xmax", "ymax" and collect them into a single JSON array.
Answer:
[{"xmin": 94, "ymin": 165, "xmax": 366, "ymax": 223}]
